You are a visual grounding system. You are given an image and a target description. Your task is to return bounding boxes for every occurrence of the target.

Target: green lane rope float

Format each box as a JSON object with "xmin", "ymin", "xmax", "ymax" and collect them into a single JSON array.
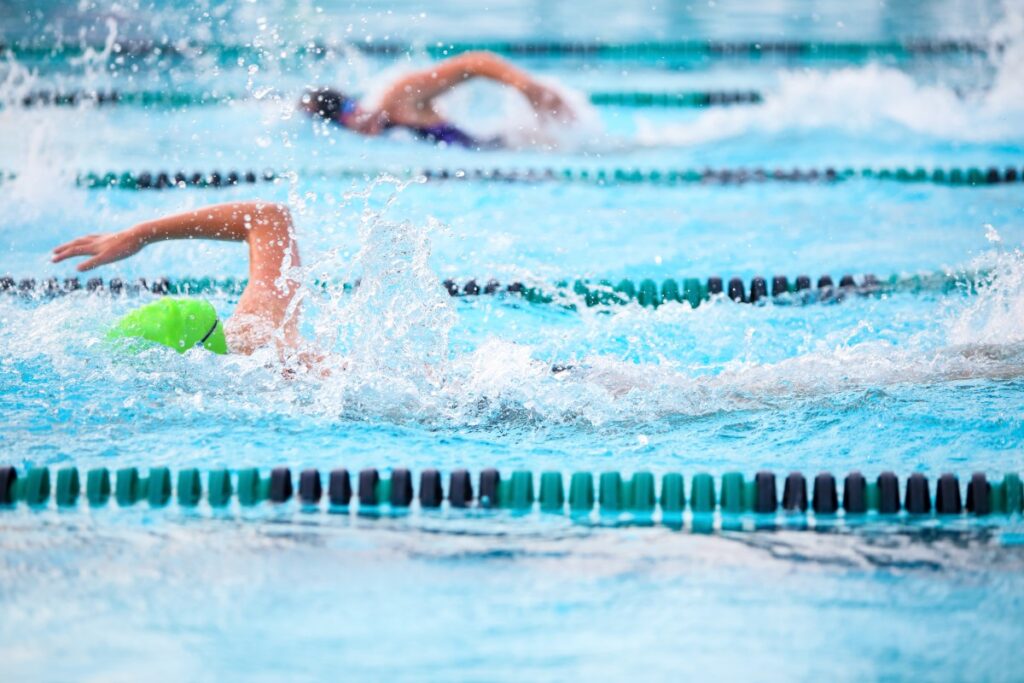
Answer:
[
  {"xmin": 15, "ymin": 88, "xmax": 763, "ymax": 109},
  {"xmin": 1, "ymin": 39, "xmax": 993, "ymax": 63},
  {"xmin": 1, "ymin": 465, "xmax": 1020, "ymax": 521},
  {"xmin": 62, "ymin": 165, "xmax": 1024, "ymax": 191},
  {"xmin": 0, "ymin": 271, "xmax": 983, "ymax": 308}
]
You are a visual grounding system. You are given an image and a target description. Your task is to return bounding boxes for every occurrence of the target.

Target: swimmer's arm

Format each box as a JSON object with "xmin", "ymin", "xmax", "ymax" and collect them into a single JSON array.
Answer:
[
  {"xmin": 51, "ymin": 201, "xmax": 302, "ymax": 349},
  {"xmin": 385, "ymin": 51, "xmax": 573, "ymax": 119}
]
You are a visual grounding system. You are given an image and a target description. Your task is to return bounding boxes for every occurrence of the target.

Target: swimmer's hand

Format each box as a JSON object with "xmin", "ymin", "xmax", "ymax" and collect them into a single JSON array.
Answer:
[
  {"xmin": 523, "ymin": 82, "xmax": 575, "ymax": 122},
  {"xmin": 51, "ymin": 230, "xmax": 143, "ymax": 271}
]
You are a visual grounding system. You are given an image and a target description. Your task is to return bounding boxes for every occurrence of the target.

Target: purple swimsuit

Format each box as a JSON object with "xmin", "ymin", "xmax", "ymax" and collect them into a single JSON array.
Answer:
[
  {"xmin": 388, "ymin": 121, "xmax": 500, "ymax": 149},
  {"xmin": 411, "ymin": 123, "xmax": 481, "ymax": 147}
]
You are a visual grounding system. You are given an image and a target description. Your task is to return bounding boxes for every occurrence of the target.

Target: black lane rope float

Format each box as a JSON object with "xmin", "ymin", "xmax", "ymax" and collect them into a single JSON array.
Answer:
[
  {"xmin": 55, "ymin": 165, "xmax": 1024, "ymax": 191},
  {"xmin": 14, "ymin": 88, "xmax": 763, "ymax": 109},
  {"xmin": 1, "ymin": 39, "xmax": 993, "ymax": 62},
  {"xmin": 1, "ymin": 465, "xmax": 1021, "ymax": 519},
  {"xmin": 1, "ymin": 272, "xmax": 981, "ymax": 309}
]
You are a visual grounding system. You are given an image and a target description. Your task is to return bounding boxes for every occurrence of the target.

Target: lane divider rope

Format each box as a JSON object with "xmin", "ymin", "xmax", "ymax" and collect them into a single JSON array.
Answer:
[
  {"xmin": 1, "ymin": 465, "xmax": 1019, "ymax": 518},
  {"xmin": 40, "ymin": 165, "xmax": 1024, "ymax": 190},
  {"xmin": 14, "ymin": 88, "xmax": 764, "ymax": 109},
  {"xmin": 1, "ymin": 272, "xmax": 981, "ymax": 308},
  {"xmin": 2, "ymin": 39, "xmax": 993, "ymax": 61}
]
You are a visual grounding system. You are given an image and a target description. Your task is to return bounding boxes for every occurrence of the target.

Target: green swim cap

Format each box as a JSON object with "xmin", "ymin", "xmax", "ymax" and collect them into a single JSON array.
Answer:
[{"xmin": 108, "ymin": 297, "xmax": 228, "ymax": 355}]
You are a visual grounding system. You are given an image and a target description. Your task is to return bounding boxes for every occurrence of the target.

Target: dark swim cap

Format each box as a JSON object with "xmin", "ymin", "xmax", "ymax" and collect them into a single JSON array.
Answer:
[
  {"xmin": 108, "ymin": 298, "xmax": 228, "ymax": 354},
  {"xmin": 304, "ymin": 87, "xmax": 357, "ymax": 122}
]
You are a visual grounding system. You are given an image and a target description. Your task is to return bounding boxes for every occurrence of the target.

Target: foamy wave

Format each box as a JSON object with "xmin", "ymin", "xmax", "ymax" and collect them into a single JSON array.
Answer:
[
  {"xmin": 637, "ymin": 62, "xmax": 1024, "ymax": 147},
  {"xmin": 638, "ymin": 3, "xmax": 1024, "ymax": 147},
  {"xmin": 396, "ymin": 226, "xmax": 1024, "ymax": 425},
  {"xmin": 254, "ymin": 225, "xmax": 1024, "ymax": 425}
]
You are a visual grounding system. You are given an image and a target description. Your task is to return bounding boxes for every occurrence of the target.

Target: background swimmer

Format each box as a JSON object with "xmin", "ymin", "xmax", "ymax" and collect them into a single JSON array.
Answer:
[{"xmin": 299, "ymin": 51, "xmax": 575, "ymax": 148}]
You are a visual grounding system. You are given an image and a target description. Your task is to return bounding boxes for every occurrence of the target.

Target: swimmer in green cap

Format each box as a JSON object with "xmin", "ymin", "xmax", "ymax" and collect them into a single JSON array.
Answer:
[
  {"xmin": 52, "ymin": 201, "xmax": 301, "ymax": 356},
  {"xmin": 107, "ymin": 296, "xmax": 229, "ymax": 355}
]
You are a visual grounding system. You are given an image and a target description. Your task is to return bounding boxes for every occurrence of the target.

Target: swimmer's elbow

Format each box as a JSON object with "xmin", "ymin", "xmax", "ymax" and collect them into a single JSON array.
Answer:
[
  {"xmin": 256, "ymin": 201, "xmax": 292, "ymax": 222},
  {"xmin": 235, "ymin": 202, "xmax": 297, "ymax": 261},
  {"xmin": 459, "ymin": 50, "xmax": 502, "ymax": 64},
  {"xmin": 450, "ymin": 51, "xmax": 504, "ymax": 78},
  {"xmin": 247, "ymin": 202, "xmax": 295, "ymax": 236}
]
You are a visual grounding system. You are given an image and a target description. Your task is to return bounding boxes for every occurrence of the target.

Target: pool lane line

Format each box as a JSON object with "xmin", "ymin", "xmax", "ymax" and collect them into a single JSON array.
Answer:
[
  {"xmin": 1, "ymin": 465, "xmax": 1020, "ymax": 518},
  {"xmin": 14, "ymin": 88, "xmax": 764, "ymax": 109},
  {"xmin": 1, "ymin": 38, "xmax": 993, "ymax": 62},
  {"xmin": 48, "ymin": 165, "xmax": 1024, "ymax": 191},
  {"xmin": 0, "ymin": 272, "xmax": 984, "ymax": 308}
]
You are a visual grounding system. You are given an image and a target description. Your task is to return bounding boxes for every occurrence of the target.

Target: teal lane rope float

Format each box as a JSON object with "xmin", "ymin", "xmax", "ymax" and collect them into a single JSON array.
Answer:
[
  {"xmin": 1, "ymin": 39, "xmax": 992, "ymax": 62},
  {"xmin": 65, "ymin": 165, "xmax": 1024, "ymax": 190},
  {"xmin": 1, "ymin": 465, "xmax": 1020, "ymax": 519},
  {"xmin": 15, "ymin": 88, "xmax": 763, "ymax": 109},
  {"xmin": 0, "ymin": 272, "xmax": 983, "ymax": 308}
]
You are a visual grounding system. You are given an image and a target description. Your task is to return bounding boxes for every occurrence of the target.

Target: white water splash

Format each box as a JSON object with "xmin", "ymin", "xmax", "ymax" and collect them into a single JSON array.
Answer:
[
  {"xmin": 432, "ymin": 77, "xmax": 603, "ymax": 151},
  {"xmin": 947, "ymin": 243, "xmax": 1024, "ymax": 348},
  {"xmin": 0, "ymin": 20, "xmax": 127, "ymax": 213}
]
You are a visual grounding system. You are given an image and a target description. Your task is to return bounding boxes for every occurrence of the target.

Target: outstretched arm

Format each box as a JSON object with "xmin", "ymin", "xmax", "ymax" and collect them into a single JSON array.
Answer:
[
  {"xmin": 382, "ymin": 51, "xmax": 573, "ymax": 121},
  {"xmin": 52, "ymin": 201, "xmax": 301, "ymax": 352}
]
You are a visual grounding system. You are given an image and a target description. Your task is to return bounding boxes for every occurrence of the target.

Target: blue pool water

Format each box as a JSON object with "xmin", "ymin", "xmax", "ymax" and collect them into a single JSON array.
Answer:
[{"xmin": 2, "ymin": 1, "xmax": 1024, "ymax": 680}]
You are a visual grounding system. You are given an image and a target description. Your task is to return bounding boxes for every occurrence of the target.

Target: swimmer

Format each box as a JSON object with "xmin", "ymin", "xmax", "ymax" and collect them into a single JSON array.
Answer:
[
  {"xmin": 50, "ymin": 200, "xmax": 572, "ymax": 379},
  {"xmin": 299, "ymin": 51, "xmax": 574, "ymax": 148},
  {"xmin": 52, "ymin": 201, "xmax": 302, "ymax": 357}
]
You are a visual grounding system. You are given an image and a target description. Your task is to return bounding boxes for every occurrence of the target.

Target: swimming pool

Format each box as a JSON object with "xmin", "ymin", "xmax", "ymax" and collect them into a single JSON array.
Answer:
[{"xmin": 2, "ymin": 0, "xmax": 1024, "ymax": 680}]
